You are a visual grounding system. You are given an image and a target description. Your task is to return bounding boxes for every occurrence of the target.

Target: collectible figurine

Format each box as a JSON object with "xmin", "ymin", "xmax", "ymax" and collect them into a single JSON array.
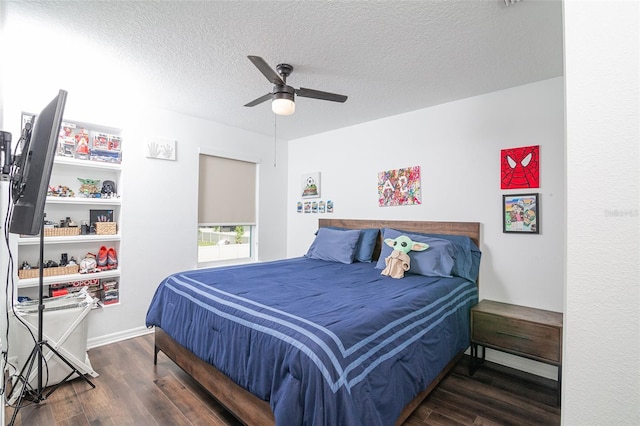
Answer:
[
  {"xmin": 77, "ymin": 178, "xmax": 101, "ymax": 197},
  {"xmin": 101, "ymin": 180, "xmax": 117, "ymax": 198},
  {"xmin": 75, "ymin": 128, "xmax": 90, "ymax": 159},
  {"xmin": 380, "ymin": 235, "xmax": 429, "ymax": 279}
]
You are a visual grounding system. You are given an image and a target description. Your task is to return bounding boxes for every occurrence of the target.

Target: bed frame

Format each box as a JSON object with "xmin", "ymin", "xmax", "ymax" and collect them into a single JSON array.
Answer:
[{"xmin": 154, "ymin": 219, "xmax": 480, "ymax": 426}]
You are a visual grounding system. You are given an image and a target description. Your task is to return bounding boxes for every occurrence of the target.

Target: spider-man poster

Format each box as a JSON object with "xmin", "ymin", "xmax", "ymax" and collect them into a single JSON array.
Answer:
[{"xmin": 500, "ymin": 145, "xmax": 540, "ymax": 189}]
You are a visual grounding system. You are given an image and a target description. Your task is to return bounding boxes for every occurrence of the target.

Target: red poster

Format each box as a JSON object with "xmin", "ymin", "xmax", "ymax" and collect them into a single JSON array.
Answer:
[{"xmin": 501, "ymin": 145, "xmax": 539, "ymax": 189}]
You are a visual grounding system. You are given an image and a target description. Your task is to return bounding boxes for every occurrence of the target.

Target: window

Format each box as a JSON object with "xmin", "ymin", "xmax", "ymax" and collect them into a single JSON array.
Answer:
[{"xmin": 198, "ymin": 154, "xmax": 256, "ymax": 265}]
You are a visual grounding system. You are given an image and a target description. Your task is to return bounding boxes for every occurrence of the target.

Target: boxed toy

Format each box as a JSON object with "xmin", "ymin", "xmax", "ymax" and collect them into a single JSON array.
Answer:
[
  {"xmin": 57, "ymin": 121, "xmax": 77, "ymax": 157},
  {"xmin": 100, "ymin": 278, "xmax": 119, "ymax": 305},
  {"xmin": 90, "ymin": 131, "xmax": 122, "ymax": 164}
]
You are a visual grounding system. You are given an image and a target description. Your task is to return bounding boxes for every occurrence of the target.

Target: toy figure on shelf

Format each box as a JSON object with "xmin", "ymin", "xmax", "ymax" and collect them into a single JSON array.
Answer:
[
  {"xmin": 58, "ymin": 122, "xmax": 76, "ymax": 157},
  {"xmin": 75, "ymin": 128, "xmax": 90, "ymax": 159},
  {"xmin": 48, "ymin": 185, "xmax": 75, "ymax": 197},
  {"xmin": 109, "ymin": 135, "xmax": 122, "ymax": 151},
  {"xmin": 93, "ymin": 133, "xmax": 109, "ymax": 150},
  {"xmin": 77, "ymin": 178, "xmax": 101, "ymax": 197},
  {"xmin": 100, "ymin": 180, "xmax": 117, "ymax": 198}
]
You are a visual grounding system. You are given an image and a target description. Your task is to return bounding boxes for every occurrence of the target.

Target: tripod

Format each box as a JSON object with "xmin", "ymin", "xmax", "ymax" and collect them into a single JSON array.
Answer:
[{"xmin": 8, "ymin": 218, "xmax": 95, "ymax": 425}]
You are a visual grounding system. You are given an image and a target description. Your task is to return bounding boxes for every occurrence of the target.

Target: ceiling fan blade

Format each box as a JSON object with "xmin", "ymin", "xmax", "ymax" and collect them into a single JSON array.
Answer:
[
  {"xmin": 296, "ymin": 87, "xmax": 348, "ymax": 103},
  {"xmin": 244, "ymin": 93, "xmax": 272, "ymax": 107},
  {"xmin": 248, "ymin": 55, "xmax": 284, "ymax": 85}
]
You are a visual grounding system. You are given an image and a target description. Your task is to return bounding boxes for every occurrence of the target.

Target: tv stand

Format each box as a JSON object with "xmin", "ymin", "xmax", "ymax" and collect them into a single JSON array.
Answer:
[{"xmin": 7, "ymin": 218, "xmax": 95, "ymax": 425}]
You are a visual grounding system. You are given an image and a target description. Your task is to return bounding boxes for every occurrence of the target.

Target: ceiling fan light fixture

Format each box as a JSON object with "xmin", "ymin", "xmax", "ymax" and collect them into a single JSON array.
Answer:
[
  {"xmin": 245, "ymin": 56, "xmax": 347, "ymax": 114},
  {"xmin": 272, "ymin": 92, "xmax": 295, "ymax": 116}
]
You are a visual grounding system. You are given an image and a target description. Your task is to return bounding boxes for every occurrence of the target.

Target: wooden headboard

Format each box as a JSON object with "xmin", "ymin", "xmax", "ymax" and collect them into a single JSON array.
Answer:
[{"xmin": 319, "ymin": 218, "xmax": 480, "ymax": 264}]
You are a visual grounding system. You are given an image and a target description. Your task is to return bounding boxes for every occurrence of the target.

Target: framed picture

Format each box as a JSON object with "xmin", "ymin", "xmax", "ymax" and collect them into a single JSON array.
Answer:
[
  {"xmin": 378, "ymin": 165, "xmax": 421, "ymax": 207},
  {"xmin": 500, "ymin": 145, "xmax": 540, "ymax": 189},
  {"xmin": 146, "ymin": 138, "xmax": 177, "ymax": 161},
  {"xmin": 90, "ymin": 209, "xmax": 114, "ymax": 225},
  {"xmin": 301, "ymin": 172, "xmax": 321, "ymax": 198},
  {"xmin": 502, "ymin": 193, "xmax": 539, "ymax": 234}
]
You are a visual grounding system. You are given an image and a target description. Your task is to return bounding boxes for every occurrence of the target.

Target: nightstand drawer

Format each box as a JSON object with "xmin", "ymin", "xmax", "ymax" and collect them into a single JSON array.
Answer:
[{"xmin": 472, "ymin": 311, "xmax": 561, "ymax": 363}]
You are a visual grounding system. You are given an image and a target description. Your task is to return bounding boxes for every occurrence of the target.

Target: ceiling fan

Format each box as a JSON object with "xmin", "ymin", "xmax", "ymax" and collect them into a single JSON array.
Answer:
[{"xmin": 244, "ymin": 55, "xmax": 348, "ymax": 116}]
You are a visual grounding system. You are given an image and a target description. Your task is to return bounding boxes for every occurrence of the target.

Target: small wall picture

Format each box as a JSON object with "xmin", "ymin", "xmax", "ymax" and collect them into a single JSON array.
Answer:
[
  {"xmin": 326, "ymin": 200, "xmax": 334, "ymax": 213},
  {"xmin": 503, "ymin": 193, "xmax": 539, "ymax": 234},
  {"xmin": 90, "ymin": 209, "xmax": 114, "ymax": 233},
  {"xmin": 296, "ymin": 202, "xmax": 303, "ymax": 213},
  {"xmin": 146, "ymin": 138, "xmax": 177, "ymax": 161},
  {"xmin": 301, "ymin": 172, "xmax": 321, "ymax": 198},
  {"xmin": 304, "ymin": 202, "xmax": 312, "ymax": 213}
]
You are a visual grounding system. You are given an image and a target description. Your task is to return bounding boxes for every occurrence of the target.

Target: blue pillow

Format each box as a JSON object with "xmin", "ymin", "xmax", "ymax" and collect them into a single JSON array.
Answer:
[
  {"xmin": 376, "ymin": 228, "xmax": 481, "ymax": 282},
  {"xmin": 316, "ymin": 227, "xmax": 380, "ymax": 262},
  {"xmin": 419, "ymin": 233, "xmax": 481, "ymax": 282},
  {"xmin": 305, "ymin": 228, "xmax": 361, "ymax": 264}
]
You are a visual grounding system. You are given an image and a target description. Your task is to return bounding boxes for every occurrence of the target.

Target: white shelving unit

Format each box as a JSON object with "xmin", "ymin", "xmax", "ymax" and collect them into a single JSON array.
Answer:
[{"xmin": 16, "ymin": 138, "xmax": 122, "ymax": 306}]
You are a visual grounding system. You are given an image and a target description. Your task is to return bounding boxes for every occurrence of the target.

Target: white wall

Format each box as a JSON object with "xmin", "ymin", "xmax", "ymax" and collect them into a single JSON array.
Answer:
[
  {"xmin": 287, "ymin": 77, "xmax": 565, "ymax": 378},
  {"xmin": 288, "ymin": 77, "xmax": 565, "ymax": 311},
  {"xmin": 0, "ymin": 11, "xmax": 288, "ymax": 346},
  {"xmin": 89, "ymin": 106, "xmax": 287, "ymax": 345},
  {"xmin": 564, "ymin": 1, "xmax": 639, "ymax": 425}
]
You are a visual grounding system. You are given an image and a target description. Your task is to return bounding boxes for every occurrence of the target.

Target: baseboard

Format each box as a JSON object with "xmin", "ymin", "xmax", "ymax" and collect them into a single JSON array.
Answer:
[{"xmin": 87, "ymin": 326, "xmax": 153, "ymax": 349}]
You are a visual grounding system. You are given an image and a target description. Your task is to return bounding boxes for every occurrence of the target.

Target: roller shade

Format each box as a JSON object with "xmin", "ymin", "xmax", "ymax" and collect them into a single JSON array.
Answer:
[{"xmin": 198, "ymin": 154, "xmax": 256, "ymax": 224}]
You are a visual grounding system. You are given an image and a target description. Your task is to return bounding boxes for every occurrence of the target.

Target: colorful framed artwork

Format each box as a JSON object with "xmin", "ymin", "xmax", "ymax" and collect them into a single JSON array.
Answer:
[
  {"xmin": 301, "ymin": 172, "xmax": 321, "ymax": 198},
  {"xmin": 378, "ymin": 166, "xmax": 421, "ymax": 207},
  {"xmin": 501, "ymin": 145, "xmax": 539, "ymax": 189},
  {"xmin": 503, "ymin": 193, "xmax": 539, "ymax": 234}
]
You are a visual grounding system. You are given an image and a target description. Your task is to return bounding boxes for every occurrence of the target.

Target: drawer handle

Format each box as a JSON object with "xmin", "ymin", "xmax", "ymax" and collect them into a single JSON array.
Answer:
[{"xmin": 496, "ymin": 330, "xmax": 531, "ymax": 340}]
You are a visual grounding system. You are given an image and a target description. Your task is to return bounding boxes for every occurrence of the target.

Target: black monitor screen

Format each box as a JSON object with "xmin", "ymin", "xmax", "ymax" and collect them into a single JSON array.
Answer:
[{"xmin": 9, "ymin": 90, "xmax": 68, "ymax": 236}]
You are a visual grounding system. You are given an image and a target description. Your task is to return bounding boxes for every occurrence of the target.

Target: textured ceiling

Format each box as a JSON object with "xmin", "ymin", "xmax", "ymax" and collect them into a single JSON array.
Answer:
[{"xmin": 6, "ymin": 0, "xmax": 563, "ymax": 140}]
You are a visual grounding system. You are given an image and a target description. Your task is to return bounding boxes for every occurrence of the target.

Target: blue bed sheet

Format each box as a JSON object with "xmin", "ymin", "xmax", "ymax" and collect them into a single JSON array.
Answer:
[{"xmin": 146, "ymin": 257, "xmax": 478, "ymax": 426}]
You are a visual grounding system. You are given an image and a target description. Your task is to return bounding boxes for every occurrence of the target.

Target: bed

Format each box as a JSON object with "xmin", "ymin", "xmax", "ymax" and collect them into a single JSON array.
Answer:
[{"xmin": 146, "ymin": 219, "xmax": 481, "ymax": 425}]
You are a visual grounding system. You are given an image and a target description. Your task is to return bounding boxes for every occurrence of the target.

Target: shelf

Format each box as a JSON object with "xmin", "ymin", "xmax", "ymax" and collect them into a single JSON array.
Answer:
[
  {"xmin": 46, "ymin": 196, "xmax": 121, "ymax": 205},
  {"xmin": 17, "ymin": 269, "xmax": 121, "ymax": 288},
  {"xmin": 18, "ymin": 234, "xmax": 121, "ymax": 246},
  {"xmin": 15, "ymin": 120, "xmax": 124, "ymax": 309},
  {"xmin": 54, "ymin": 156, "xmax": 121, "ymax": 171}
]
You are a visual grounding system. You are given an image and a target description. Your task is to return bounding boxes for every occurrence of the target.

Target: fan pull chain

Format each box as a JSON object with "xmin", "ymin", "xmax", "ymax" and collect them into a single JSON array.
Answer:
[{"xmin": 273, "ymin": 114, "xmax": 277, "ymax": 167}]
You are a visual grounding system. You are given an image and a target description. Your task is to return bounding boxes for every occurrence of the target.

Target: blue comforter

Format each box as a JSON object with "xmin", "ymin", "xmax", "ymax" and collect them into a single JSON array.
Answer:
[{"xmin": 146, "ymin": 257, "xmax": 477, "ymax": 426}]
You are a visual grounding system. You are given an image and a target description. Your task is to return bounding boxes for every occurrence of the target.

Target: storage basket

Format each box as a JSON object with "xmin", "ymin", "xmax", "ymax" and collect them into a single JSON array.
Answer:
[
  {"xmin": 18, "ymin": 265, "xmax": 80, "ymax": 279},
  {"xmin": 95, "ymin": 222, "xmax": 117, "ymax": 235},
  {"xmin": 44, "ymin": 227, "xmax": 81, "ymax": 237}
]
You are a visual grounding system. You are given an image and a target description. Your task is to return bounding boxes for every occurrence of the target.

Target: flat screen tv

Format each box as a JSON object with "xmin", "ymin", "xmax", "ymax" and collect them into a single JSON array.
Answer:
[{"xmin": 9, "ymin": 90, "xmax": 68, "ymax": 236}]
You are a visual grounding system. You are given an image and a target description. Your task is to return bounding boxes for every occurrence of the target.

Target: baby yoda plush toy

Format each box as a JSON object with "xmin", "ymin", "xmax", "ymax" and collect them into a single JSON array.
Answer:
[{"xmin": 381, "ymin": 235, "xmax": 429, "ymax": 279}]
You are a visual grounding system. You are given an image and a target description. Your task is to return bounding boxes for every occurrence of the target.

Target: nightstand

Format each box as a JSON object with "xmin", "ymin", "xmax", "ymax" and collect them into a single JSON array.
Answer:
[{"xmin": 469, "ymin": 299, "xmax": 563, "ymax": 405}]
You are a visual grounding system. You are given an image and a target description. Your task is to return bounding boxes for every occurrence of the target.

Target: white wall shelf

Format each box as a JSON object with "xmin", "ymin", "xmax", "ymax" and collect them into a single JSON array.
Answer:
[
  {"xmin": 18, "ymin": 234, "xmax": 121, "ymax": 246},
  {"xmin": 17, "ymin": 269, "xmax": 121, "ymax": 289},
  {"xmin": 54, "ymin": 156, "xmax": 121, "ymax": 171},
  {"xmin": 45, "ymin": 196, "xmax": 121, "ymax": 206}
]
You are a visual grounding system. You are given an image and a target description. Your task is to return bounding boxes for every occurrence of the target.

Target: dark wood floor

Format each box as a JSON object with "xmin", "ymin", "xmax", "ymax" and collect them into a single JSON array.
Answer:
[{"xmin": 6, "ymin": 333, "xmax": 560, "ymax": 425}]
